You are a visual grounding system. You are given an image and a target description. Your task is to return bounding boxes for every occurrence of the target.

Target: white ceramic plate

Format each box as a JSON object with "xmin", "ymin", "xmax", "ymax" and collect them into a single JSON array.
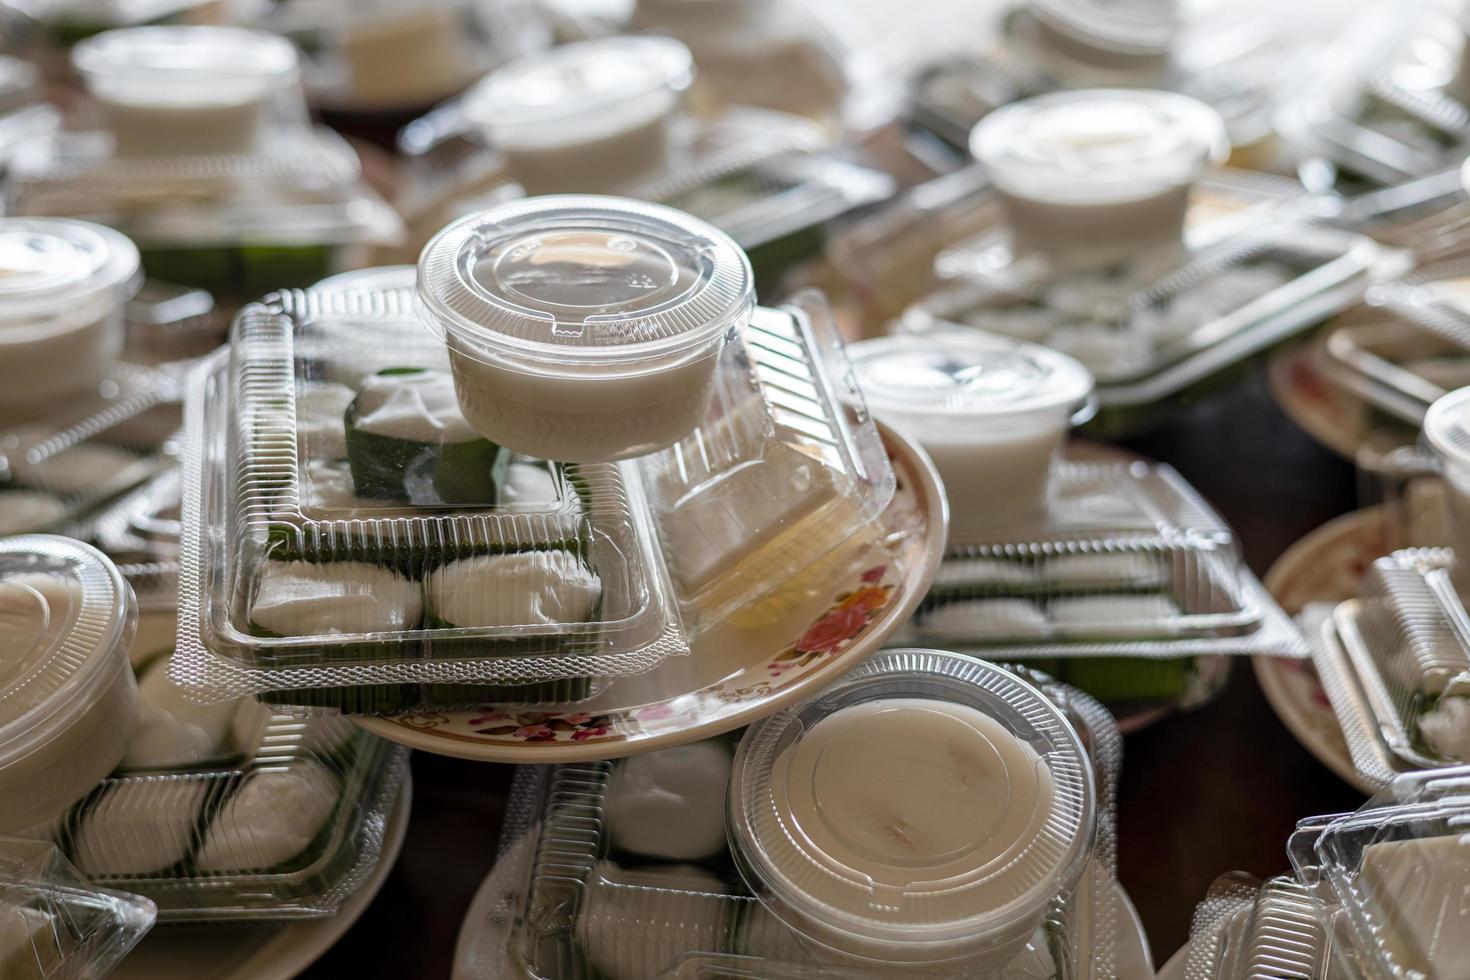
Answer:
[
  {"xmin": 109, "ymin": 774, "xmax": 412, "ymax": 980},
  {"xmin": 356, "ymin": 423, "xmax": 948, "ymax": 763}
]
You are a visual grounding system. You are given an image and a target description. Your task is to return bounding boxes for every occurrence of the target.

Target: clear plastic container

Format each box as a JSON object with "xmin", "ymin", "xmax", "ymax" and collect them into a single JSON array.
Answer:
[
  {"xmin": 728, "ymin": 650, "xmax": 1095, "ymax": 970},
  {"xmin": 0, "ymin": 535, "xmax": 139, "ymax": 833},
  {"xmin": 0, "ymin": 217, "xmax": 140, "ymax": 423},
  {"xmin": 175, "ymin": 284, "xmax": 690, "ymax": 712},
  {"xmin": 970, "ymin": 89, "xmax": 1228, "ymax": 271},
  {"xmin": 848, "ymin": 332, "xmax": 1093, "ymax": 537},
  {"xmin": 416, "ymin": 195, "xmax": 752, "ymax": 464},
  {"xmin": 1181, "ymin": 873, "xmax": 1338, "ymax": 980},
  {"xmin": 22, "ymin": 629, "xmax": 410, "ymax": 921},
  {"xmin": 459, "ymin": 36, "xmax": 694, "ymax": 195},
  {"xmin": 0, "ymin": 835, "xmax": 154, "ymax": 979},
  {"xmin": 1422, "ymin": 385, "xmax": 1470, "ymax": 586},
  {"xmin": 1023, "ymin": 0, "xmax": 1178, "ymax": 79},
  {"xmin": 73, "ymin": 26, "xmax": 306, "ymax": 158},
  {"xmin": 1288, "ymin": 765, "xmax": 1470, "ymax": 980}
]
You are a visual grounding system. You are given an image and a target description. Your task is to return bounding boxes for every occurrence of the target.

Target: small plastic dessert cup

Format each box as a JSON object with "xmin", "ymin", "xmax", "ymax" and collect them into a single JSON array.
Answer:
[
  {"xmin": 728, "ymin": 649, "xmax": 1095, "ymax": 971},
  {"xmin": 416, "ymin": 194, "xmax": 753, "ymax": 463},
  {"xmin": 1421, "ymin": 385, "xmax": 1470, "ymax": 592},
  {"xmin": 73, "ymin": 26, "xmax": 303, "ymax": 158},
  {"xmin": 460, "ymin": 36, "xmax": 694, "ymax": 195},
  {"xmin": 971, "ymin": 89, "xmax": 1228, "ymax": 271},
  {"xmin": 849, "ymin": 332, "xmax": 1094, "ymax": 542},
  {"xmin": 0, "ymin": 218, "xmax": 140, "ymax": 424},
  {"xmin": 0, "ymin": 536, "xmax": 139, "ymax": 833},
  {"xmin": 1025, "ymin": 0, "xmax": 1179, "ymax": 78}
]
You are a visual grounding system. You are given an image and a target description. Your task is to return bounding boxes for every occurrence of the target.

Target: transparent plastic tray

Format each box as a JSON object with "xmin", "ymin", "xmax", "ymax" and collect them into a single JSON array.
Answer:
[
  {"xmin": 1288, "ymin": 765, "xmax": 1470, "ymax": 980},
  {"xmin": 1182, "ymin": 873, "xmax": 1338, "ymax": 980},
  {"xmin": 898, "ymin": 461, "xmax": 1305, "ymax": 659},
  {"xmin": 175, "ymin": 288, "xmax": 688, "ymax": 712},
  {"xmin": 489, "ymin": 663, "xmax": 1121, "ymax": 980},
  {"xmin": 91, "ymin": 466, "xmax": 181, "ymax": 613},
  {"xmin": 6, "ymin": 128, "xmax": 404, "ymax": 298},
  {"xmin": 21, "ymin": 677, "xmax": 409, "ymax": 922},
  {"xmin": 905, "ymin": 219, "xmax": 1389, "ymax": 415},
  {"xmin": 0, "ymin": 835, "xmax": 154, "ymax": 979}
]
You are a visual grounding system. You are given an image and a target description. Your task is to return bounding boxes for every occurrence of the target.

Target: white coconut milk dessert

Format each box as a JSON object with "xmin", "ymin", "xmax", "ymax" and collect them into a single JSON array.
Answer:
[
  {"xmin": 0, "ymin": 537, "xmax": 139, "ymax": 833},
  {"xmin": 73, "ymin": 26, "xmax": 302, "ymax": 158},
  {"xmin": 0, "ymin": 219, "xmax": 140, "ymax": 424},
  {"xmin": 416, "ymin": 195, "xmax": 752, "ymax": 463},
  {"xmin": 849, "ymin": 333, "xmax": 1093, "ymax": 543},
  {"xmin": 729, "ymin": 650, "xmax": 1094, "ymax": 970},
  {"xmin": 971, "ymin": 89, "xmax": 1227, "ymax": 272},
  {"xmin": 461, "ymin": 37, "xmax": 693, "ymax": 196}
]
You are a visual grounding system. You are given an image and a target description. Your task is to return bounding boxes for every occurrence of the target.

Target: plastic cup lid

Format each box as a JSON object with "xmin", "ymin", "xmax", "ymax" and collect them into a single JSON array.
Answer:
[
  {"xmin": 1030, "ymin": 0, "xmax": 1180, "ymax": 56},
  {"xmin": 849, "ymin": 333, "xmax": 1094, "ymax": 423},
  {"xmin": 971, "ymin": 89, "xmax": 1228, "ymax": 203},
  {"xmin": 1423, "ymin": 385, "xmax": 1470, "ymax": 471},
  {"xmin": 417, "ymin": 195, "xmax": 753, "ymax": 363},
  {"xmin": 0, "ymin": 536, "xmax": 135, "ymax": 761},
  {"xmin": 0, "ymin": 218, "xmax": 140, "ymax": 324},
  {"xmin": 729, "ymin": 649, "xmax": 1095, "ymax": 960},
  {"xmin": 461, "ymin": 36, "xmax": 693, "ymax": 135},
  {"xmin": 73, "ymin": 26, "xmax": 299, "ymax": 100}
]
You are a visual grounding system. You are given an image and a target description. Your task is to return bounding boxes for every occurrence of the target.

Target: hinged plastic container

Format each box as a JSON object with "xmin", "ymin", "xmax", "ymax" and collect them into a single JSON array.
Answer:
[
  {"xmin": 0, "ymin": 535, "xmax": 140, "ymax": 833},
  {"xmin": 0, "ymin": 835, "xmax": 154, "ymax": 978},
  {"xmin": 1181, "ymin": 873, "xmax": 1337, "ymax": 980}
]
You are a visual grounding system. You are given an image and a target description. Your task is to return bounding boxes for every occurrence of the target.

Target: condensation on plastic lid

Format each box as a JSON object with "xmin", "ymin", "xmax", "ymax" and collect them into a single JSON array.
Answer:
[
  {"xmin": 73, "ymin": 25, "xmax": 299, "ymax": 97},
  {"xmin": 1423, "ymin": 385, "xmax": 1470, "ymax": 472},
  {"xmin": 0, "ymin": 536, "xmax": 134, "ymax": 759},
  {"xmin": 0, "ymin": 219, "xmax": 140, "ymax": 323},
  {"xmin": 849, "ymin": 333, "xmax": 1094, "ymax": 422},
  {"xmin": 729, "ymin": 649, "xmax": 1095, "ymax": 959},
  {"xmin": 461, "ymin": 36, "xmax": 693, "ymax": 133},
  {"xmin": 416, "ymin": 194, "xmax": 753, "ymax": 360},
  {"xmin": 971, "ymin": 90, "xmax": 1227, "ymax": 203},
  {"xmin": 1030, "ymin": 0, "xmax": 1180, "ymax": 55}
]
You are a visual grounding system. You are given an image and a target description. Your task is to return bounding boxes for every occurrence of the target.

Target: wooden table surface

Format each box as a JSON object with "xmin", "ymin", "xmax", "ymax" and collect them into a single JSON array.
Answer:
[{"xmin": 299, "ymin": 365, "xmax": 1372, "ymax": 978}]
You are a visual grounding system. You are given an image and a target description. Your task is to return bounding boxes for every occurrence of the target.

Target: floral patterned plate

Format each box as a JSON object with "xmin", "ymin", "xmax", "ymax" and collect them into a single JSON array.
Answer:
[
  {"xmin": 1257, "ymin": 508, "xmax": 1390, "ymax": 795},
  {"xmin": 355, "ymin": 422, "xmax": 948, "ymax": 763}
]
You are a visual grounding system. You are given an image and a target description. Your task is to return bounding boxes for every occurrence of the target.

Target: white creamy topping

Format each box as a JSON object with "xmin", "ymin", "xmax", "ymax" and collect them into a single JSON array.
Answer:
[
  {"xmin": 250, "ymin": 560, "xmax": 422, "ymax": 636},
  {"xmin": 295, "ymin": 382, "xmax": 356, "ymax": 461},
  {"xmin": 427, "ymin": 551, "xmax": 600, "ymax": 627},
  {"xmin": 298, "ymin": 458, "xmax": 423, "ymax": 520},
  {"xmin": 73, "ymin": 778, "xmax": 207, "ymax": 877},
  {"xmin": 1046, "ymin": 594, "xmax": 1180, "ymax": 635},
  {"xmin": 606, "ymin": 740, "xmax": 732, "ymax": 861},
  {"xmin": 1419, "ymin": 696, "xmax": 1470, "ymax": 762},
  {"xmin": 119, "ymin": 658, "xmax": 240, "ymax": 770},
  {"xmin": 500, "ymin": 462, "xmax": 559, "ymax": 506},
  {"xmin": 194, "ymin": 762, "xmax": 341, "ymax": 872},
  {"xmin": 352, "ymin": 370, "xmax": 480, "ymax": 444},
  {"xmin": 921, "ymin": 598, "xmax": 1050, "ymax": 639}
]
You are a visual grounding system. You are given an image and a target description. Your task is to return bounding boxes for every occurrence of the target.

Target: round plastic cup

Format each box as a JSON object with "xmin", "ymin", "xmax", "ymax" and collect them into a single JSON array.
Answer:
[
  {"xmin": 849, "ymin": 333, "xmax": 1093, "ymax": 541},
  {"xmin": 0, "ymin": 536, "xmax": 140, "ymax": 832},
  {"xmin": 461, "ymin": 36, "xmax": 694, "ymax": 195},
  {"xmin": 1423, "ymin": 386, "xmax": 1470, "ymax": 591},
  {"xmin": 728, "ymin": 649, "xmax": 1096, "ymax": 970},
  {"xmin": 971, "ymin": 89, "xmax": 1228, "ymax": 271},
  {"xmin": 73, "ymin": 26, "xmax": 302, "ymax": 158},
  {"xmin": 1026, "ymin": 0, "xmax": 1179, "ymax": 76},
  {"xmin": 416, "ymin": 194, "xmax": 753, "ymax": 463},
  {"xmin": 0, "ymin": 218, "xmax": 140, "ymax": 423}
]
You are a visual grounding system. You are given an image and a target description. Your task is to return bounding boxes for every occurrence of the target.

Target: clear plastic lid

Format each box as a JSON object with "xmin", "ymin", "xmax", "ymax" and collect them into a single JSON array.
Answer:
[
  {"xmin": 417, "ymin": 194, "xmax": 753, "ymax": 364},
  {"xmin": 970, "ymin": 90, "xmax": 1228, "ymax": 203},
  {"xmin": 0, "ymin": 835, "xmax": 155, "ymax": 977},
  {"xmin": 460, "ymin": 36, "xmax": 693, "ymax": 146},
  {"xmin": 1422, "ymin": 384, "xmax": 1470, "ymax": 472},
  {"xmin": 0, "ymin": 535, "xmax": 136, "ymax": 766},
  {"xmin": 728, "ymin": 649, "xmax": 1095, "ymax": 965},
  {"xmin": 72, "ymin": 26, "xmax": 300, "ymax": 105},
  {"xmin": 0, "ymin": 218, "xmax": 140, "ymax": 329},
  {"xmin": 848, "ymin": 333, "xmax": 1093, "ymax": 426},
  {"xmin": 1029, "ymin": 0, "xmax": 1180, "ymax": 56},
  {"xmin": 312, "ymin": 265, "xmax": 416, "ymax": 295}
]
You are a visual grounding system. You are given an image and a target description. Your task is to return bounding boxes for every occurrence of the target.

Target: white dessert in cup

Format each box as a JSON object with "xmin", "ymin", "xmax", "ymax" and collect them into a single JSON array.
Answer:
[
  {"xmin": 340, "ymin": 4, "xmax": 476, "ymax": 110},
  {"xmin": 416, "ymin": 195, "xmax": 753, "ymax": 464},
  {"xmin": 849, "ymin": 333, "xmax": 1093, "ymax": 544},
  {"xmin": 971, "ymin": 89, "xmax": 1228, "ymax": 272},
  {"xmin": 0, "ymin": 537, "xmax": 139, "ymax": 833},
  {"xmin": 73, "ymin": 26, "xmax": 302, "ymax": 158},
  {"xmin": 728, "ymin": 650, "xmax": 1095, "ymax": 971},
  {"xmin": 461, "ymin": 37, "xmax": 693, "ymax": 196},
  {"xmin": 0, "ymin": 219, "xmax": 140, "ymax": 424}
]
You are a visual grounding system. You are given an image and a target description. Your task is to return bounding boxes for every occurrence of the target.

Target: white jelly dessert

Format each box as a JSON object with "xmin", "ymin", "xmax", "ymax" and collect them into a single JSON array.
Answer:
[
  {"xmin": 1422, "ymin": 387, "xmax": 1470, "ymax": 596},
  {"xmin": 0, "ymin": 492, "xmax": 66, "ymax": 535},
  {"xmin": 194, "ymin": 761, "xmax": 341, "ymax": 872},
  {"xmin": 971, "ymin": 90, "xmax": 1227, "ymax": 271},
  {"xmin": 461, "ymin": 37, "xmax": 693, "ymax": 195},
  {"xmin": 1047, "ymin": 594, "xmax": 1181, "ymax": 637},
  {"xmin": 577, "ymin": 861, "xmax": 730, "ymax": 980},
  {"xmin": 417, "ymin": 196, "xmax": 753, "ymax": 463},
  {"xmin": 920, "ymin": 598, "xmax": 1051, "ymax": 640},
  {"xmin": 500, "ymin": 461, "xmax": 559, "ymax": 506},
  {"xmin": 250, "ymin": 560, "xmax": 423, "ymax": 636},
  {"xmin": 849, "ymin": 333, "xmax": 1093, "ymax": 542},
  {"xmin": 294, "ymin": 382, "xmax": 356, "ymax": 461},
  {"xmin": 1043, "ymin": 551, "xmax": 1166, "ymax": 587},
  {"xmin": 606, "ymin": 739, "xmax": 732, "ymax": 861},
  {"xmin": 72, "ymin": 779, "xmax": 209, "ymax": 877},
  {"xmin": 73, "ymin": 26, "xmax": 302, "ymax": 158},
  {"xmin": 0, "ymin": 538, "xmax": 139, "ymax": 832},
  {"xmin": 120, "ymin": 657, "xmax": 240, "ymax": 771},
  {"xmin": 427, "ymin": 552, "xmax": 601, "ymax": 628},
  {"xmin": 730, "ymin": 651, "xmax": 1093, "ymax": 968},
  {"xmin": 1355, "ymin": 834, "xmax": 1470, "ymax": 976},
  {"xmin": 0, "ymin": 219, "xmax": 139, "ymax": 423},
  {"xmin": 932, "ymin": 557, "xmax": 1039, "ymax": 590}
]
